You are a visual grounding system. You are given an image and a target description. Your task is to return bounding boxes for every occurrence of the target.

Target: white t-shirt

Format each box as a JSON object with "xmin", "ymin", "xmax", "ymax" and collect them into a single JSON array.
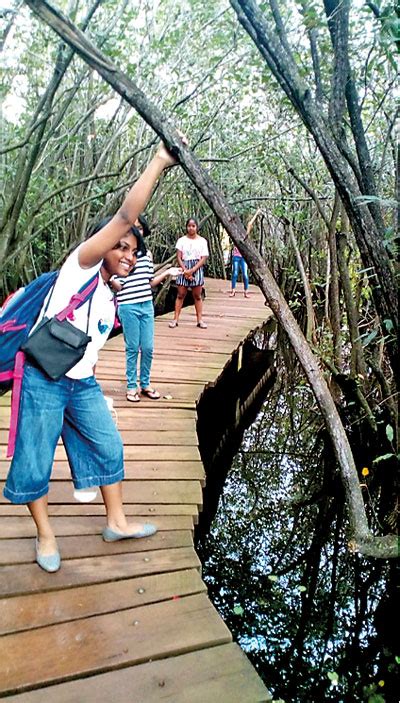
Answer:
[
  {"xmin": 176, "ymin": 235, "xmax": 209, "ymax": 260},
  {"xmin": 37, "ymin": 245, "xmax": 115, "ymax": 379}
]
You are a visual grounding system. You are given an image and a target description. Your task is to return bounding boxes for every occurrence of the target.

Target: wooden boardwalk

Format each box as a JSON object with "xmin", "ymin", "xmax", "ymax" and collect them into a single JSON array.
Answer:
[{"xmin": 0, "ymin": 278, "xmax": 271, "ymax": 702}]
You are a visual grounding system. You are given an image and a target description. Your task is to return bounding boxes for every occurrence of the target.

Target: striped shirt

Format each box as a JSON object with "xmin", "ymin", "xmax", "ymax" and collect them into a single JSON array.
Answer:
[{"xmin": 116, "ymin": 253, "xmax": 154, "ymax": 305}]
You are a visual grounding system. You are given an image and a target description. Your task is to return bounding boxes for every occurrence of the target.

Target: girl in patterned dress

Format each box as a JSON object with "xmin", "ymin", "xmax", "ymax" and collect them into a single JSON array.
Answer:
[{"xmin": 169, "ymin": 218, "xmax": 209, "ymax": 329}]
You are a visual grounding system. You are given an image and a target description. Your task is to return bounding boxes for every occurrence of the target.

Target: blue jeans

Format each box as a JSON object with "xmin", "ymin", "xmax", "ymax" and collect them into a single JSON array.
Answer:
[
  {"xmin": 3, "ymin": 364, "xmax": 124, "ymax": 504},
  {"xmin": 118, "ymin": 300, "xmax": 154, "ymax": 390},
  {"xmin": 232, "ymin": 255, "xmax": 249, "ymax": 290}
]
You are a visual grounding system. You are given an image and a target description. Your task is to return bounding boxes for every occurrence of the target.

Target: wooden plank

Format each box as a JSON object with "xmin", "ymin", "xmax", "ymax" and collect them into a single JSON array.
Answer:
[
  {"xmin": 97, "ymin": 366, "xmax": 220, "ymax": 384},
  {"xmin": 105, "ymin": 417, "xmax": 198, "ymax": 431},
  {"xmin": 110, "ymin": 445, "xmax": 201, "ymax": 461},
  {"xmin": 3, "ymin": 643, "xmax": 271, "ymax": 702},
  {"xmin": 0, "ymin": 546, "xmax": 201, "ymax": 598},
  {"xmin": 154, "ymin": 326, "xmax": 260, "ymax": 343},
  {"xmin": 0, "ymin": 515, "xmax": 193, "ymax": 538},
  {"xmin": 0, "ymin": 480, "xmax": 203, "ymax": 507},
  {"xmin": 0, "ymin": 406, "xmax": 198, "ymax": 421},
  {"xmin": 98, "ymin": 354, "xmax": 226, "ymax": 370},
  {"xmin": 0, "ymin": 444, "xmax": 202, "ymax": 461},
  {"xmin": 0, "ymin": 479, "xmax": 203, "ymax": 505},
  {"xmin": 0, "ymin": 568, "xmax": 205, "ymax": 635},
  {"xmin": 0, "ymin": 429, "xmax": 198, "ymax": 446},
  {"xmin": 109, "ymin": 381, "xmax": 204, "ymax": 397},
  {"xmin": 117, "ymin": 430, "xmax": 198, "ymax": 445},
  {"xmin": 1, "ymin": 460, "xmax": 205, "ymax": 481},
  {"xmin": 105, "ymin": 336, "xmax": 239, "ymax": 355},
  {"xmin": 0, "ymin": 529, "xmax": 194, "ymax": 565},
  {"xmin": 0, "ymin": 503, "xmax": 199, "ymax": 517},
  {"xmin": 0, "ymin": 594, "xmax": 232, "ymax": 695}
]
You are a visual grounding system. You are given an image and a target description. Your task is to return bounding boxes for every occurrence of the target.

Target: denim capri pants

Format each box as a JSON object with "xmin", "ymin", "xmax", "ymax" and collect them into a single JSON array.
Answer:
[{"xmin": 3, "ymin": 364, "xmax": 124, "ymax": 504}]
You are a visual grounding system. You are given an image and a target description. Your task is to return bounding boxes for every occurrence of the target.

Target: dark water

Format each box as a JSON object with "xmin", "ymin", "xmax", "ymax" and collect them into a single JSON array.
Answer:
[{"xmin": 198, "ymin": 367, "xmax": 398, "ymax": 703}]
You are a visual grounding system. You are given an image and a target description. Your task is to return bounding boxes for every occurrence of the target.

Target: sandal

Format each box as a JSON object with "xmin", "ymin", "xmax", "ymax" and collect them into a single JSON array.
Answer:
[
  {"xmin": 197, "ymin": 321, "xmax": 208, "ymax": 329},
  {"xmin": 229, "ymin": 291, "xmax": 236, "ymax": 297},
  {"xmin": 126, "ymin": 390, "xmax": 141, "ymax": 402},
  {"xmin": 169, "ymin": 320, "xmax": 178, "ymax": 328},
  {"xmin": 141, "ymin": 388, "xmax": 161, "ymax": 400}
]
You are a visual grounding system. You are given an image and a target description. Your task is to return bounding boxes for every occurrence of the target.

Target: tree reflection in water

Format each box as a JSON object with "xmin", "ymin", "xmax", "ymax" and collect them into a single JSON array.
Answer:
[{"xmin": 198, "ymin": 364, "xmax": 398, "ymax": 703}]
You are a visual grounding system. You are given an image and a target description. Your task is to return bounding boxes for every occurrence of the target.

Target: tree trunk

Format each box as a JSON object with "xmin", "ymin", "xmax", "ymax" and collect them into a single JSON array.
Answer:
[{"xmin": 230, "ymin": 0, "xmax": 398, "ymax": 382}]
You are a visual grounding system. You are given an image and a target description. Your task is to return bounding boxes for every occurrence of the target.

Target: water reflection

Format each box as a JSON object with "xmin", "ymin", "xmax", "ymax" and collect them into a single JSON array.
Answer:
[{"xmin": 198, "ymin": 365, "xmax": 397, "ymax": 703}]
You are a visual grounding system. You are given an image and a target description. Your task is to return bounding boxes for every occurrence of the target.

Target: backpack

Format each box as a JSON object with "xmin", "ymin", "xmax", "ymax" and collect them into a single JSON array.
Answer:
[
  {"xmin": 0, "ymin": 271, "xmax": 58, "ymax": 394},
  {"xmin": 0, "ymin": 271, "xmax": 99, "ymax": 457}
]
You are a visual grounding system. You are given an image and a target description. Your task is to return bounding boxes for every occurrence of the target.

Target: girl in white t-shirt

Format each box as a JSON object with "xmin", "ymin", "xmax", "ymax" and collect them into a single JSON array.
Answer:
[
  {"xmin": 3, "ymin": 140, "xmax": 181, "ymax": 573},
  {"xmin": 169, "ymin": 218, "xmax": 209, "ymax": 329}
]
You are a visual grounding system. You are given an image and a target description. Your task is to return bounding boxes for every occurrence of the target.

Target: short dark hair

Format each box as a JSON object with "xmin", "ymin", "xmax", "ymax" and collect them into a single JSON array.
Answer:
[{"xmin": 87, "ymin": 216, "xmax": 146, "ymax": 255}]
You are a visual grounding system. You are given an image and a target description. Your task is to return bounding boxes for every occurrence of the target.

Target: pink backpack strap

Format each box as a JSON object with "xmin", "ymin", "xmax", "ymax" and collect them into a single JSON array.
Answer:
[
  {"xmin": 56, "ymin": 275, "xmax": 99, "ymax": 322},
  {"xmin": 7, "ymin": 351, "xmax": 25, "ymax": 458},
  {"xmin": 5, "ymin": 274, "xmax": 99, "ymax": 458}
]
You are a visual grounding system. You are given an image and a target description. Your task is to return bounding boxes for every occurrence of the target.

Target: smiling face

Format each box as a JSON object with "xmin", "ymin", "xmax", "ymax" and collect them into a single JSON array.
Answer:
[
  {"xmin": 101, "ymin": 233, "xmax": 138, "ymax": 280},
  {"xmin": 186, "ymin": 219, "xmax": 198, "ymax": 238}
]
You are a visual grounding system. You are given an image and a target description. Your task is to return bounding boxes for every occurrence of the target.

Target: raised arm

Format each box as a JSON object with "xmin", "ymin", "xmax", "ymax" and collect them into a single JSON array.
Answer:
[
  {"xmin": 246, "ymin": 207, "xmax": 262, "ymax": 235},
  {"xmin": 79, "ymin": 142, "xmax": 180, "ymax": 269}
]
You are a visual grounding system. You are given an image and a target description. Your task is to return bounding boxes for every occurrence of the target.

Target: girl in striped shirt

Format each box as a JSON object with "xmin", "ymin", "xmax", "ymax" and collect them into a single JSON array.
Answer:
[{"xmin": 113, "ymin": 234, "xmax": 180, "ymax": 402}]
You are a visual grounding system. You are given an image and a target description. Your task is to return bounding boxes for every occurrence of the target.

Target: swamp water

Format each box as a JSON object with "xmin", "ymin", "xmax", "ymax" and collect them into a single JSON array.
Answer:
[{"xmin": 197, "ymin": 360, "xmax": 397, "ymax": 703}]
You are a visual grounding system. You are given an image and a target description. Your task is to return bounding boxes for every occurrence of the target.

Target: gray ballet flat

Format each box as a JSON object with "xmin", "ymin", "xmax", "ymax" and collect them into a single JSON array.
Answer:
[
  {"xmin": 102, "ymin": 524, "xmax": 157, "ymax": 541},
  {"xmin": 35, "ymin": 539, "xmax": 61, "ymax": 573}
]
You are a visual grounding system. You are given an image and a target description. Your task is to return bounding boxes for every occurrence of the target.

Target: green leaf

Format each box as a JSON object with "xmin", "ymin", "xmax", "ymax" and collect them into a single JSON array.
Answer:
[
  {"xmin": 233, "ymin": 605, "xmax": 244, "ymax": 616},
  {"xmin": 386, "ymin": 425, "xmax": 394, "ymax": 442},
  {"xmin": 383, "ymin": 319, "xmax": 394, "ymax": 332},
  {"xmin": 355, "ymin": 195, "xmax": 399, "ymax": 208},
  {"xmin": 327, "ymin": 671, "xmax": 339, "ymax": 685},
  {"xmin": 367, "ymin": 694, "xmax": 385, "ymax": 703},
  {"xmin": 298, "ymin": 585, "xmax": 307, "ymax": 592},
  {"xmin": 268, "ymin": 574, "xmax": 278, "ymax": 582},
  {"xmin": 372, "ymin": 453, "xmax": 394, "ymax": 464},
  {"xmin": 361, "ymin": 329, "xmax": 378, "ymax": 347}
]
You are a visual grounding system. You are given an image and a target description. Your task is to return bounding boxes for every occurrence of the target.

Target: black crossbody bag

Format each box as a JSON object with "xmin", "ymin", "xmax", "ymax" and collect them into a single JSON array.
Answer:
[{"xmin": 22, "ymin": 275, "xmax": 98, "ymax": 380}]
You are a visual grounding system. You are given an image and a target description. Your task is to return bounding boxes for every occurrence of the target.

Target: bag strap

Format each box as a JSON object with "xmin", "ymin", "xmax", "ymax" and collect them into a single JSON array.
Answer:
[
  {"xmin": 7, "ymin": 351, "xmax": 25, "ymax": 458},
  {"xmin": 55, "ymin": 273, "xmax": 99, "ymax": 322},
  {"xmin": 6, "ymin": 274, "xmax": 99, "ymax": 459},
  {"xmin": 41, "ymin": 273, "xmax": 59, "ymax": 317}
]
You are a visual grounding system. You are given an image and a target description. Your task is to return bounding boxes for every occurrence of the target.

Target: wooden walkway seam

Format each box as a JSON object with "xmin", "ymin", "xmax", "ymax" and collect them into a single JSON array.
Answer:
[{"xmin": 0, "ymin": 278, "xmax": 271, "ymax": 702}]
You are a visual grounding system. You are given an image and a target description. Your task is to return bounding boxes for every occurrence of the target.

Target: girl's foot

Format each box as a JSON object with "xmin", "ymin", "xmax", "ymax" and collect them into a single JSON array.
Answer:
[
  {"xmin": 127, "ymin": 390, "xmax": 141, "ymax": 402},
  {"xmin": 141, "ymin": 387, "xmax": 161, "ymax": 400},
  {"xmin": 103, "ymin": 522, "xmax": 157, "ymax": 541},
  {"xmin": 169, "ymin": 320, "xmax": 178, "ymax": 328},
  {"xmin": 36, "ymin": 534, "xmax": 58, "ymax": 556},
  {"xmin": 197, "ymin": 321, "xmax": 207, "ymax": 329},
  {"xmin": 244, "ymin": 291, "xmax": 250, "ymax": 298},
  {"xmin": 36, "ymin": 536, "xmax": 61, "ymax": 572},
  {"xmin": 229, "ymin": 290, "xmax": 236, "ymax": 297}
]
